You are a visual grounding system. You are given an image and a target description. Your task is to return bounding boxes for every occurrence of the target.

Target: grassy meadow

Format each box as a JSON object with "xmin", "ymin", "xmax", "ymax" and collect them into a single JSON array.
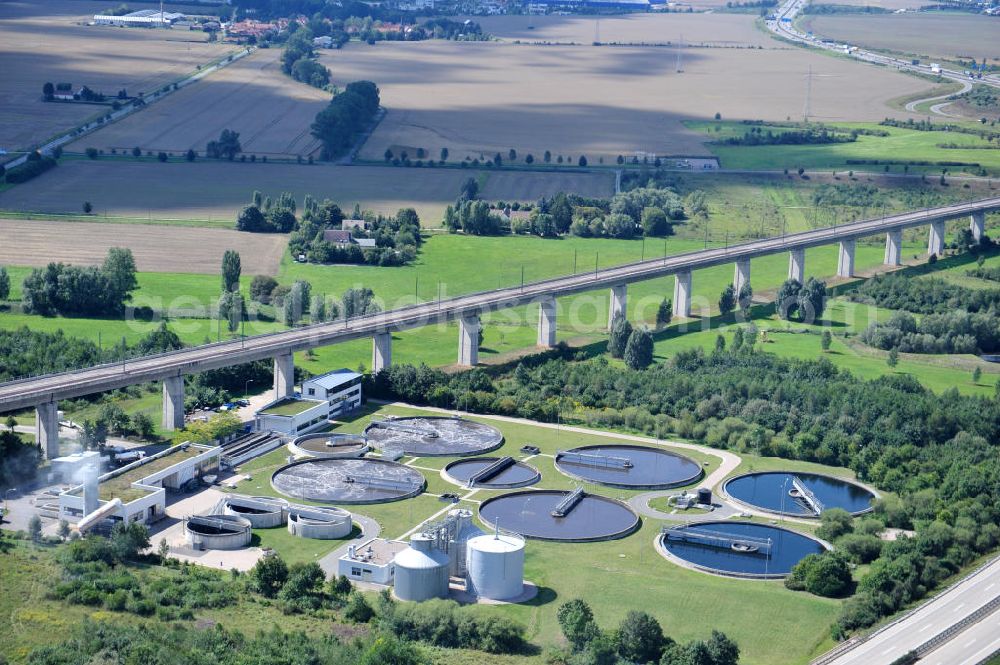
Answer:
[{"xmin": 687, "ymin": 120, "xmax": 1000, "ymax": 175}]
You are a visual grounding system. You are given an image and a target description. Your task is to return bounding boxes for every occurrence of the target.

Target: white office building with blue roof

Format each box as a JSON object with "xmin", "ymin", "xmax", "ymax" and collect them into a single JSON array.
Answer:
[{"xmin": 301, "ymin": 368, "xmax": 363, "ymax": 418}]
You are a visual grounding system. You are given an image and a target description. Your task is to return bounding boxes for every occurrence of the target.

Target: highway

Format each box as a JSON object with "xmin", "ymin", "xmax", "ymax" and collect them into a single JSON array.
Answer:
[
  {"xmin": 815, "ymin": 555, "xmax": 1000, "ymax": 665},
  {"xmin": 1, "ymin": 196, "xmax": 998, "ymax": 413},
  {"xmin": 767, "ymin": 0, "xmax": 1000, "ymax": 95},
  {"xmin": 921, "ymin": 609, "xmax": 1000, "ymax": 665}
]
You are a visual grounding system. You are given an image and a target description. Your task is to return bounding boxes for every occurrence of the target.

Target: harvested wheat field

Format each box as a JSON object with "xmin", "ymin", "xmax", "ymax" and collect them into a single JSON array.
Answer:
[
  {"xmin": 327, "ymin": 38, "xmax": 930, "ymax": 164},
  {"xmin": 476, "ymin": 13, "xmax": 772, "ymax": 47},
  {"xmin": 0, "ymin": 218, "xmax": 286, "ymax": 273},
  {"xmin": 67, "ymin": 47, "xmax": 333, "ymax": 158},
  {"xmin": 0, "ymin": 160, "xmax": 614, "ymax": 225},
  {"xmin": 804, "ymin": 13, "xmax": 1000, "ymax": 63},
  {"xmin": 0, "ymin": 0, "xmax": 233, "ymax": 152}
]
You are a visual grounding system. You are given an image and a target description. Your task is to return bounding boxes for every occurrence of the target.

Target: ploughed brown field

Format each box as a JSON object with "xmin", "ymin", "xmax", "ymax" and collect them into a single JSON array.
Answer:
[
  {"xmin": 0, "ymin": 0, "xmax": 233, "ymax": 152},
  {"xmin": 475, "ymin": 13, "xmax": 773, "ymax": 46},
  {"xmin": 803, "ymin": 13, "xmax": 1000, "ymax": 64},
  {"xmin": 0, "ymin": 160, "xmax": 615, "ymax": 226},
  {"xmin": 0, "ymin": 218, "xmax": 286, "ymax": 274},
  {"xmin": 66, "ymin": 47, "xmax": 333, "ymax": 159},
  {"xmin": 322, "ymin": 23, "xmax": 929, "ymax": 165}
]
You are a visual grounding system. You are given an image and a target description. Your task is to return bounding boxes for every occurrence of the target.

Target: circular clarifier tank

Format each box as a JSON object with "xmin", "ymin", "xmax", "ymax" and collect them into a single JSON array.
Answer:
[
  {"xmin": 444, "ymin": 456, "xmax": 540, "ymax": 489},
  {"xmin": 659, "ymin": 521, "xmax": 828, "ymax": 578},
  {"xmin": 271, "ymin": 458, "xmax": 424, "ymax": 504},
  {"xmin": 723, "ymin": 472, "xmax": 877, "ymax": 518},
  {"xmin": 364, "ymin": 416, "xmax": 503, "ymax": 457},
  {"xmin": 290, "ymin": 433, "xmax": 370, "ymax": 458},
  {"xmin": 479, "ymin": 489, "xmax": 640, "ymax": 542},
  {"xmin": 554, "ymin": 444, "xmax": 703, "ymax": 489}
]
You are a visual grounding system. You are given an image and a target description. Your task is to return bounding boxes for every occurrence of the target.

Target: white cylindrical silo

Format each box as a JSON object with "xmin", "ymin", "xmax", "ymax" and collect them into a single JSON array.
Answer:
[
  {"xmin": 393, "ymin": 533, "xmax": 450, "ymax": 602},
  {"xmin": 448, "ymin": 508, "xmax": 484, "ymax": 577},
  {"xmin": 466, "ymin": 532, "xmax": 525, "ymax": 601}
]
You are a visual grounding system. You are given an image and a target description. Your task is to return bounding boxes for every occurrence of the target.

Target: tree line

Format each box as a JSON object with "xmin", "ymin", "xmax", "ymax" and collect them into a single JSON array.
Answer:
[
  {"xmin": 311, "ymin": 80, "xmax": 380, "ymax": 160},
  {"xmin": 442, "ymin": 181, "xmax": 685, "ymax": 240},
  {"xmin": 20, "ymin": 248, "xmax": 138, "ymax": 317},
  {"xmin": 554, "ymin": 598, "xmax": 740, "ymax": 665}
]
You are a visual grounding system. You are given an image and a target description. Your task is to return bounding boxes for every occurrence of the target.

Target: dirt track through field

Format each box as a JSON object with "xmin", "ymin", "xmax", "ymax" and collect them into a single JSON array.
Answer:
[{"xmin": 0, "ymin": 218, "xmax": 286, "ymax": 273}]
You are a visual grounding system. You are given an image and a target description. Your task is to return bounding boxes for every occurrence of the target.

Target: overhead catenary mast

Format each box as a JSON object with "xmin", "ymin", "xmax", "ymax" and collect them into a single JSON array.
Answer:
[{"xmin": 803, "ymin": 65, "xmax": 812, "ymax": 122}]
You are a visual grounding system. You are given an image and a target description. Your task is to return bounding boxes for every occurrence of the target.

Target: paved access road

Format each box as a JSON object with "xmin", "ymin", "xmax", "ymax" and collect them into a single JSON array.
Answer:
[
  {"xmin": 818, "ymin": 556, "xmax": 1000, "ymax": 665},
  {"xmin": 2, "ymin": 196, "xmax": 999, "ymax": 414}
]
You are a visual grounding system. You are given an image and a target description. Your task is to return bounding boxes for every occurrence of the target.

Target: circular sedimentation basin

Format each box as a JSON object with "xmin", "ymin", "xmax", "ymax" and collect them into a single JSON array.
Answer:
[
  {"xmin": 479, "ymin": 489, "xmax": 640, "ymax": 542},
  {"xmin": 443, "ymin": 456, "xmax": 541, "ymax": 489},
  {"xmin": 271, "ymin": 457, "xmax": 424, "ymax": 504},
  {"xmin": 554, "ymin": 444, "xmax": 703, "ymax": 490},
  {"xmin": 364, "ymin": 416, "xmax": 503, "ymax": 457},
  {"xmin": 723, "ymin": 471, "xmax": 877, "ymax": 518}
]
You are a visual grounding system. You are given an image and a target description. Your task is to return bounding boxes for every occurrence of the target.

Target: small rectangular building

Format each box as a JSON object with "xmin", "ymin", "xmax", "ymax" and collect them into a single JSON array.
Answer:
[
  {"xmin": 301, "ymin": 369, "xmax": 363, "ymax": 418},
  {"xmin": 50, "ymin": 451, "xmax": 101, "ymax": 483},
  {"xmin": 254, "ymin": 397, "xmax": 329, "ymax": 435},
  {"xmin": 337, "ymin": 537, "xmax": 408, "ymax": 585}
]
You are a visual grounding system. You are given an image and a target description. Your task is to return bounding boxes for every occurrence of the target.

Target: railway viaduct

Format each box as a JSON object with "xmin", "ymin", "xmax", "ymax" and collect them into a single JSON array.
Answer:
[{"xmin": 3, "ymin": 197, "xmax": 999, "ymax": 457}]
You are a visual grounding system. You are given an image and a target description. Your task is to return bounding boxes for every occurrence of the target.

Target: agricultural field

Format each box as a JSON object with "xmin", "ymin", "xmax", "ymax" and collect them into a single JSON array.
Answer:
[
  {"xmin": 0, "ymin": 0, "xmax": 233, "ymax": 153},
  {"xmin": 0, "ymin": 218, "xmax": 286, "ymax": 273},
  {"xmin": 65, "ymin": 47, "xmax": 332, "ymax": 159},
  {"xmin": 802, "ymin": 13, "xmax": 1000, "ymax": 65},
  {"xmin": 475, "ymin": 12, "xmax": 772, "ymax": 46},
  {"xmin": 687, "ymin": 120, "xmax": 1000, "ymax": 174},
  {"xmin": 327, "ymin": 36, "xmax": 930, "ymax": 164},
  {"xmin": 0, "ymin": 160, "xmax": 613, "ymax": 225}
]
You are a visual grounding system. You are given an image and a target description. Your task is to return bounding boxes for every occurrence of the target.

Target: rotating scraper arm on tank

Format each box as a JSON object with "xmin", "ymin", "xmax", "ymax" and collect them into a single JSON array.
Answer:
[
  {"xmin": 557, "ymin": 450, "xmax": 633, "ymax": 469},
  {"xmin": 369, "ymin": 420, "xmax": 440, "ymax": 438}
]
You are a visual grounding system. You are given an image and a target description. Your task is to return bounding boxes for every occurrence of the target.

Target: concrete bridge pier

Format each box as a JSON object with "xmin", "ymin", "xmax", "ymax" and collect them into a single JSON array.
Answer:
[
  {"xmin": 458, "ymin": 313, "xmax": 480, "ymax": 366},
  {"xmin": 788, "ymin": 249, "xmax": 805, "ymax": 283},
  {"xmin": 35, "ymin": 401, "xmax": 60, "ymax": 459},
  {"xmin": 971, "ymin": 211, "xmax": 985, "ymax": 242},
  {"xmin": 837, "ymin": 239, "xmax": 855, "ymax": 278},
  {"xmin": 885, "ymin": 229, "xmax": 902, "ymax": 266},
  {"xmin": 672, "ymin": 270, "xmax": 692, "ymax": 319},
  {"xmin": 162, "ymin": 376, "xmax": 185, "ymax": 431},
  {"xmin": 928, "ymin": 220, "xmax": 946, "ymax": 256},
  {"xmin": 273, "ymin": 352, "xmax": 295, "ymax": 400},
  {"xmin": 372, "ymin": 333, "xmax": 392, "ymax": 374},
  {"xmin": 608, "ymin": 284, "xmax": 627, "ymax": 328},
  {"xmin": 733, "ymin": 259, "xmax": 750, "ymax": 294},
  {"xmin": 537, "ymin": 296, "xmax": 557, "ymax": 347}
]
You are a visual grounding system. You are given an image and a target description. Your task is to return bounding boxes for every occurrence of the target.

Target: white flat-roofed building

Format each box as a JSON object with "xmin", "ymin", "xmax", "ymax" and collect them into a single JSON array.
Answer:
[
  {"xmin": 93, "ymin": 10, "xmax": 185, "ymax": 26},
  {"xmin": 337, "ymin": 537, "xmax": 408, "ymax": 585},
  {"xmin": 301, "ymin": 369, "xmax": 362, "ymax": 418},
  {"xmin": 58, "ymin": 443, "xmax": 220, "ymax": 526},
  {"xmin": 254, "ymin": 398, "xmax": 330, "ymax": 435}
]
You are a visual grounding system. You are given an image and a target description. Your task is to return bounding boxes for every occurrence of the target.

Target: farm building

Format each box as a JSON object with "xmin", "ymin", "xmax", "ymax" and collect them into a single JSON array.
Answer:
[
  {"xmin": 302, "ymin": 369, "xmax": 363, "ymax": 418},
  {"xmin": 322, "ymin": 229, "xmax": 377, "ymax": 248},
  {"xmin": 58, "ymin": 443, "xmax": 220, "ymax": 527},
  {"xmin": 93, "ymin": 10, "xmax": 186, "ymax": 27}
]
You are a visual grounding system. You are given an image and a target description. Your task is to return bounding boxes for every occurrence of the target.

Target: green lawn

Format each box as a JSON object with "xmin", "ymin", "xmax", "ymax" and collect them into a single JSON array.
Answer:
[
  {"xmin": 259, "ymin": 398, "xmax": 323, "ymax": 416},
  {"xmin": 686, "ymin": 120, "xmax": 1000, "ymax": 175}
]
